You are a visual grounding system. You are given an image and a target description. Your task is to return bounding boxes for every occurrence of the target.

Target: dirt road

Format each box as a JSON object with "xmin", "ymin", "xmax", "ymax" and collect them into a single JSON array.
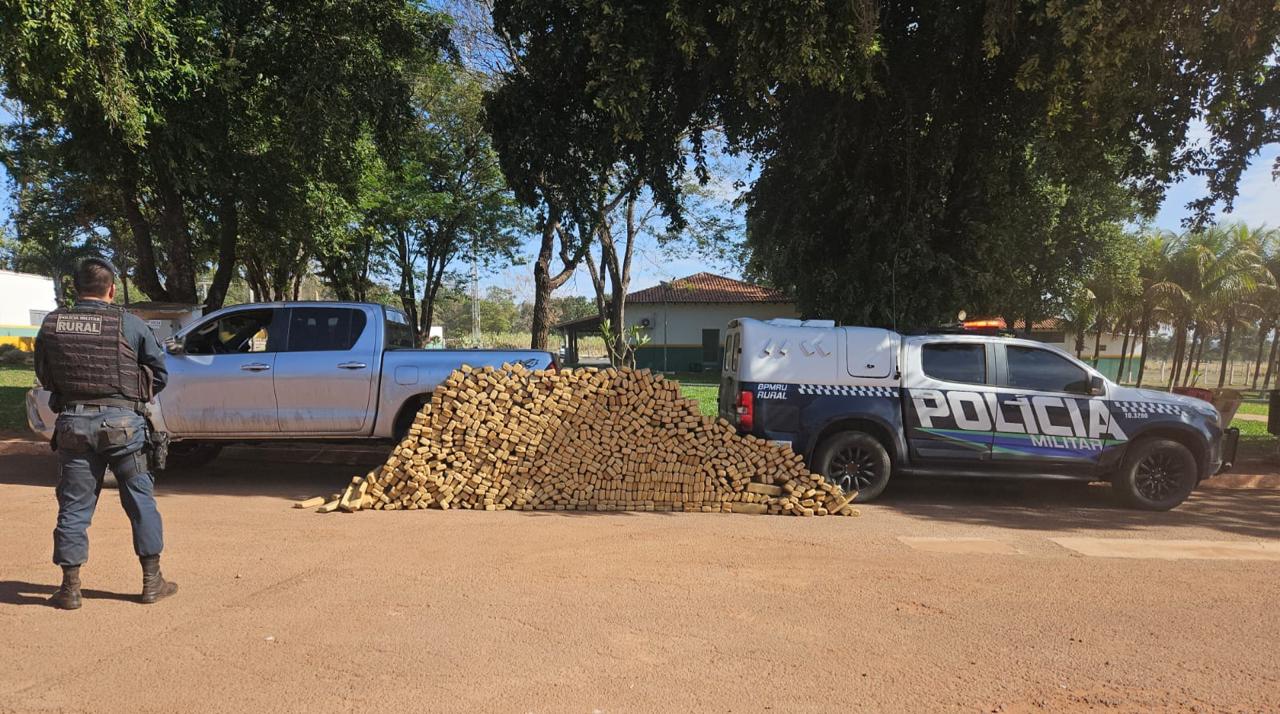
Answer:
[{"xmin": 2, "ymin": 437, "xmax": 1278, "ymax": 712}]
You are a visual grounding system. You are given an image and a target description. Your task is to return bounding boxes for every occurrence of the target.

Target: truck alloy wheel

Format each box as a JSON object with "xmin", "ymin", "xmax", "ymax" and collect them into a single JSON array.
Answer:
[
  {"xmin": 1114, "ymin": 438, "xmax": 1196, "ymax": 511},
  {"xmin": 815, "ymin": 431, "xmax": 891, "ymax": 502}
]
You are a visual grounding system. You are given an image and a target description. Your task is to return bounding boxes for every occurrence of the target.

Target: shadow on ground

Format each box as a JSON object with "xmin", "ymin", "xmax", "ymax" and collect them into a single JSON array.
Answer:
[
  {"xmin": 4, "ymin": 438, "xmax": 1278, "ymax": 536},
  {"xmin": 157, "ymin": 444, "xmax": 386, "ymax": 501},
  {"xmin": 876, "ymin": 476, "xmax": 1280, "ymax": 539},
  {"xmin": 0, "ymin": 439, "xmax": 386, "ymax": 502},
  {"xmin": 0, "ymin": 581, "xmax": 136, "ymax": 607}
]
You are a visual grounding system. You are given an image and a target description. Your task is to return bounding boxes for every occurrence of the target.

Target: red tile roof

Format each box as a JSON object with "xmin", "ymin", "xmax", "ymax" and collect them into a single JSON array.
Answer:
[
  {"xmin": 1009, "ymin": 318, "xmax": 1064, "ymax": 331},
  {"xmin": 627, "ymin": 273, "xmax": 791, "ymax": 304}
]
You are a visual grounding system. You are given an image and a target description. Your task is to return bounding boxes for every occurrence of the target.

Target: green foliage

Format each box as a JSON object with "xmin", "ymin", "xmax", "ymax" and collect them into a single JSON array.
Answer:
[
  {"xmin": 488, "ymin": 0, "xmax": 1280, "ymax": 328},
  {"xmin": 309, "ymin": 64, "xmax": 524, "ymax": 343},
  {"xmin": 599, "ymin": 317, "xmax": 651, "ymax": 368},
  {"xmin": 0, "ymin": 365, "xmax": 34, "ymax": 431},
  {"xmin": 0, "ymin": 0, "xmax": 453, "ymax": 308}
]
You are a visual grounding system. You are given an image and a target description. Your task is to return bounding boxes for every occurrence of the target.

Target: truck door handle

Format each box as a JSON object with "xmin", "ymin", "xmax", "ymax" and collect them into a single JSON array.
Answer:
[
  {"xmin": 240, "ymin": 362, "xmax": 271, "ymax": 372},
  {"xmin": 338, "ymin": 361, "xmax": 368, "ymax": 370}
]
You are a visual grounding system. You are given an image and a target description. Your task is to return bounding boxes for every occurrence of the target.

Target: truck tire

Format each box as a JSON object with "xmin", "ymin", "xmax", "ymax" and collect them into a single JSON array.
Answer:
[
  {"xmin": 814, "ymin": 431, "xmax": 892, "ymax": 502},
  {"xmin": 164, "ymin": 441, "xmax": 223, "ymax": 471},
  {"xmin": 393, "ymin": 395, "xmax": 432, "ymax": 442},
  {"xmin": 1112, "ymin": 438, "xmax": 1197, "ymax": 511}
]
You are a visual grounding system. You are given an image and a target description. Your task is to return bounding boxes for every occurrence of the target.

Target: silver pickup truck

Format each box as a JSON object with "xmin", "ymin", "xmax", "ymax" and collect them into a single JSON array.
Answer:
[{"xmin": 26, "ymin": 301, "xmax": 555, "ymax": 467}]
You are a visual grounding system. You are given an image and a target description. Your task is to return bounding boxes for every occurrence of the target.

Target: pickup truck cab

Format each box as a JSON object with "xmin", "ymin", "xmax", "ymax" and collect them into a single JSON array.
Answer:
[
  {"xmin": 27, "ymin": 301, "xmax": 554, "ymax": 466},
  {"xmin": 719, "ymin": 318, "xmax": 1238, "ymax": 510}
]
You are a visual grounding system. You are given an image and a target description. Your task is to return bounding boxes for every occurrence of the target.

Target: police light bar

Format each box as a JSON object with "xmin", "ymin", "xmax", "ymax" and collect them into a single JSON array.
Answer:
[{"xmin": 962, "ymin": 318, "xmax": 1006, "ymax": 330}]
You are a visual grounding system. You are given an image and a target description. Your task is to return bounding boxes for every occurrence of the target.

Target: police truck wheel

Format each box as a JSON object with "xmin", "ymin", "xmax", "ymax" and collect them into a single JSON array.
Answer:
[
  {"xmin": 815, "ymin": 431, "xmax": 891, "ymax": 502},
  {"xmin": 164, "ymin": 441, "xmax": 223, "ymax": 471},
  {"xmin": 1113, "ymin": 438, "xmax": 1197, "ymax": 511}
]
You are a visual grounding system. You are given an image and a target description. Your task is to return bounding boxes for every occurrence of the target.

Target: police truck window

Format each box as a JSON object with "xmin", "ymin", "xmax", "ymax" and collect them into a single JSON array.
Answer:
[
  {"xmin": 921, "ymin": 343, "xmax": 986, "ymax": 384},
  {"xmin": 1006, "ymin": 346, "xmax": 1090, "ymax": 394}
]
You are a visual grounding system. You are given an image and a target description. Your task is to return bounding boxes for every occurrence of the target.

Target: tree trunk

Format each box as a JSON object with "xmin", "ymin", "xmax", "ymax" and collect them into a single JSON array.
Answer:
[
  {"xmin": 1135, "ymin": 310, "xmax": 1151, "ymax": 387},
  {"xmin": 1186, "ymin": 328, "xmax": 1204, "ymax": 387},
  {"xmin": 1179, "ymin": 328, "xmax": 1195, "ymax": 387},
  {"xmin": 204, "ymin": 192, "xmax": 239, "ymax": 311},
  {"xmin": 1091, "ymin": 319, "xmax": 1104, "ymax": 368},
  {"xmin": 530, "ymin": 210, "xmax": 583, "ymax": 350},
  {"xmin": 1169, "ymin": 320, "xmax": 1187, "ymax": 388},
  {"xmin": 118, "ymin": 176, "xmax": 170, "ymax": 301},
  {"xmin": 1265, "ymin": 328, "xmax": 1280, "ymax": 389},
  {"xmin": 1116, "ymin": 319, "xmax": 1132, "ymax": 383},
  {"xmin": 393, "ymin": 227, "xmax": 420, "ymax": 346},
  {"xmin": 530, "ymin": 216, "xmax": 559, "ymax": 351},
  {"xmin": 1252, "ymin": 322, "xmax": 1271, "ymax": 389},
  {"xmin": 1218, "ymin": 321, "xmax": 1234, "ymax": 388},
  {"xmin": 153, "ymin": 171, "xmax": 198, "ymax": 303},
  {"xmin": 419, "ymin": 239, "xmax": 454, "ymax": 346}
]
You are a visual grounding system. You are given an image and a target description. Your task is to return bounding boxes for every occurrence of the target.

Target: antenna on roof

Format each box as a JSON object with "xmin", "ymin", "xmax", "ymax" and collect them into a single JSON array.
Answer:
[{"xmin": 891, "ymin": 251, "xmax": 899, "ymax": 333}]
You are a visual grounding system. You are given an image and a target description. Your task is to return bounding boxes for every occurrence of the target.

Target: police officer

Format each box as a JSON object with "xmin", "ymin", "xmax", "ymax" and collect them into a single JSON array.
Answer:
[{"xmin": 34, "ymin": 257, "xmax": 177, "ymax": 609}]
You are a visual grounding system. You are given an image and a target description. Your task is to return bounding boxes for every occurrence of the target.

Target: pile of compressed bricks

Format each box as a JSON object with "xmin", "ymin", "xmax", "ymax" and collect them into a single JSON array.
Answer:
[{"xmin": 299, "ymin": 364, "xmax": 856, "ymax": 516}]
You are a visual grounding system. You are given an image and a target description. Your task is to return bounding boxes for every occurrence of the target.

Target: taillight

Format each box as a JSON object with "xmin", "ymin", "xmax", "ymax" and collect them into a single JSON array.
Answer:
[{"xmin": 735, "ymin": 390, "xmax": 754, "ymax": 431}]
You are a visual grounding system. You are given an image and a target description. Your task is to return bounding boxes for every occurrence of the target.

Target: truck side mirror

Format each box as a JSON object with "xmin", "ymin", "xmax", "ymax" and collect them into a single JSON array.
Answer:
[{"xmin": 1089, "ymin": 375, "xmax": 1105, "ymax": 396}]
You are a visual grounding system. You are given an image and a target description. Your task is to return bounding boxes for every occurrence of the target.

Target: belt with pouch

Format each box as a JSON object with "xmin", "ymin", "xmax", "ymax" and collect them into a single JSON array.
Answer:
[{"xmin": 60, "ymin": 398, "xmax": 149, "ymax": 415}]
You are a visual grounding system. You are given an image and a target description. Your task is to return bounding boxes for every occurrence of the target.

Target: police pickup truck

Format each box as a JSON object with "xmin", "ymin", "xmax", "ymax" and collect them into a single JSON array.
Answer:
[{"xmin": 718, "ymin": 318, "xmax": 1238, "ymax": 510}]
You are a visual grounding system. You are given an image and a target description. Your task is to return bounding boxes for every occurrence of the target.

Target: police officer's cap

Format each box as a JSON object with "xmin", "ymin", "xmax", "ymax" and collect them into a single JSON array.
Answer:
[{"xmin": 78, "ymin": 256, "xmax": 119, "ymax": 276}]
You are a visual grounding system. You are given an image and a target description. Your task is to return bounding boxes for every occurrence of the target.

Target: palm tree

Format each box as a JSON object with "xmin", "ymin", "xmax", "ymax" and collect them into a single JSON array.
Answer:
[
  {"xmin": 1210, "ymin": 225, "xmax": 1275, "ymax": 387},
  {"xmin": 1251, "ymin": 229, "xmax": 1280, "ymax": 388},
  {"xmin": 1131, "ymin": 231, "xmax": 1185, "ymax": 387},
  {"xmin": 1156, "ymin": 227, "xmax": 1267, "ymax": 389}
]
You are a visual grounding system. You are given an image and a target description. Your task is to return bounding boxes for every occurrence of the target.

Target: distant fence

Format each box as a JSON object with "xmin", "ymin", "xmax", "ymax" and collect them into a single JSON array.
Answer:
[{"xmin": 1113, "ymin": 358, "xmax": 1274, "ymax": 390}]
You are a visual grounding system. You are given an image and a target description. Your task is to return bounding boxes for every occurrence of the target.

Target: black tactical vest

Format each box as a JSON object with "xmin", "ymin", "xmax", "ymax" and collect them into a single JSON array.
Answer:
[{"xmin": 39, "ymin": 302, "xmax": 149, "ymax": 404}]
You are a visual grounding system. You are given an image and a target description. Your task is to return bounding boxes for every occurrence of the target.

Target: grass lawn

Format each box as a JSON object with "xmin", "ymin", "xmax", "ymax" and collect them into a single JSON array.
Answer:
[
  {"xmin": 0, "ymin": 365, "xmax": 35, "ymax": 432},
  {"xmin": 665, "ymin": 372, "xmax": 720, "ymax": 417},
  {"xmin": 1236, "ymin": 401, "xmax": 1269, "ymax": 416},
  {"xmin": 679, "ymin": 383, "xmax": 719, "ymax": 418}
]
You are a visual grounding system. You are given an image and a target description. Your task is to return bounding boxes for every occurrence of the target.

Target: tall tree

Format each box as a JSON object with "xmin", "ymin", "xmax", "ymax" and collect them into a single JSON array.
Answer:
[
  {"xmin": 0, "ymin": 0, "xmax": 451, "ymax": 309},
  {"xmin": 487, "ymin": 0, "xmax": 1280, "ymax": 327},
  {"xmin": 360, "ymin": 65, "xmax": 522, "ymax": 345}
]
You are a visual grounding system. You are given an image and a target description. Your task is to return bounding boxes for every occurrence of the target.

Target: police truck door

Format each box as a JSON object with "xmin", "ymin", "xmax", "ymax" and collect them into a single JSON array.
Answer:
[
  {"xmin": 987, "ymin": 343, "xmax": 1114, "ymax": 473},
  {"xmin": 902, "ymin": 339, "xmax": 997, "ymax": 464}
]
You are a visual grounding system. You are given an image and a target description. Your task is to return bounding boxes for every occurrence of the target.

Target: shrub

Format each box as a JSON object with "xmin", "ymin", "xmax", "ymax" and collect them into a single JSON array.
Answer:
[{"xmin": 0, "ymin": 345, "xmax": 34, "ymax": 366}]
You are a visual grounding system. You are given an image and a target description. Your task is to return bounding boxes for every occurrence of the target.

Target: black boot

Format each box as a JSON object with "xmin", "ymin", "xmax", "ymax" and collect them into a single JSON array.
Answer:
[
  {"xmin": 140, "ymin": 555, "xmax": 177, "ymax": 604},
  {"xmin": 49, "ymin": 565, "xmax": 82, "ymax": 610}
]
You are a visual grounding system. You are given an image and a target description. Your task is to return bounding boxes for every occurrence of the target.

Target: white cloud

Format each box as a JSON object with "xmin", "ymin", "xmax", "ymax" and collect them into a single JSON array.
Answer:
[
  {"xmin": 1220, "ymin": 148, "xmax": 1280, "ymax": 228},
  {"xmin": 1154, "ymin": 146, "xmax": 1280, "ymax": 230}
]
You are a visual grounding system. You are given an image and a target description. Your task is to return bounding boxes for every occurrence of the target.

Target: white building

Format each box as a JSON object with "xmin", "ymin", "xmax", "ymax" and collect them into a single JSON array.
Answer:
[
  {"xmin": 557, "ymin": 272, "xmax": 799, "ymax": 371},
  {"xmin": 0, "ymin": 270, "xmax": 58, "ymax": 350}
]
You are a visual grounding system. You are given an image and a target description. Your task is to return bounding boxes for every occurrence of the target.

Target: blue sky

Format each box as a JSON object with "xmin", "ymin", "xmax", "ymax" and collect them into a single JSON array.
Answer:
[{"xmin": 2, "ymin": 100, "xmax": 1276, "ymax": 302}]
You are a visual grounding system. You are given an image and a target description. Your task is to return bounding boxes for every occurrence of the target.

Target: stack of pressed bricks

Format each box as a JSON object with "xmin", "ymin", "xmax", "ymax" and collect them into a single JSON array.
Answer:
[{"xmin": 304, "ymin": 364, "xmax": 857, "ymax": 517}]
